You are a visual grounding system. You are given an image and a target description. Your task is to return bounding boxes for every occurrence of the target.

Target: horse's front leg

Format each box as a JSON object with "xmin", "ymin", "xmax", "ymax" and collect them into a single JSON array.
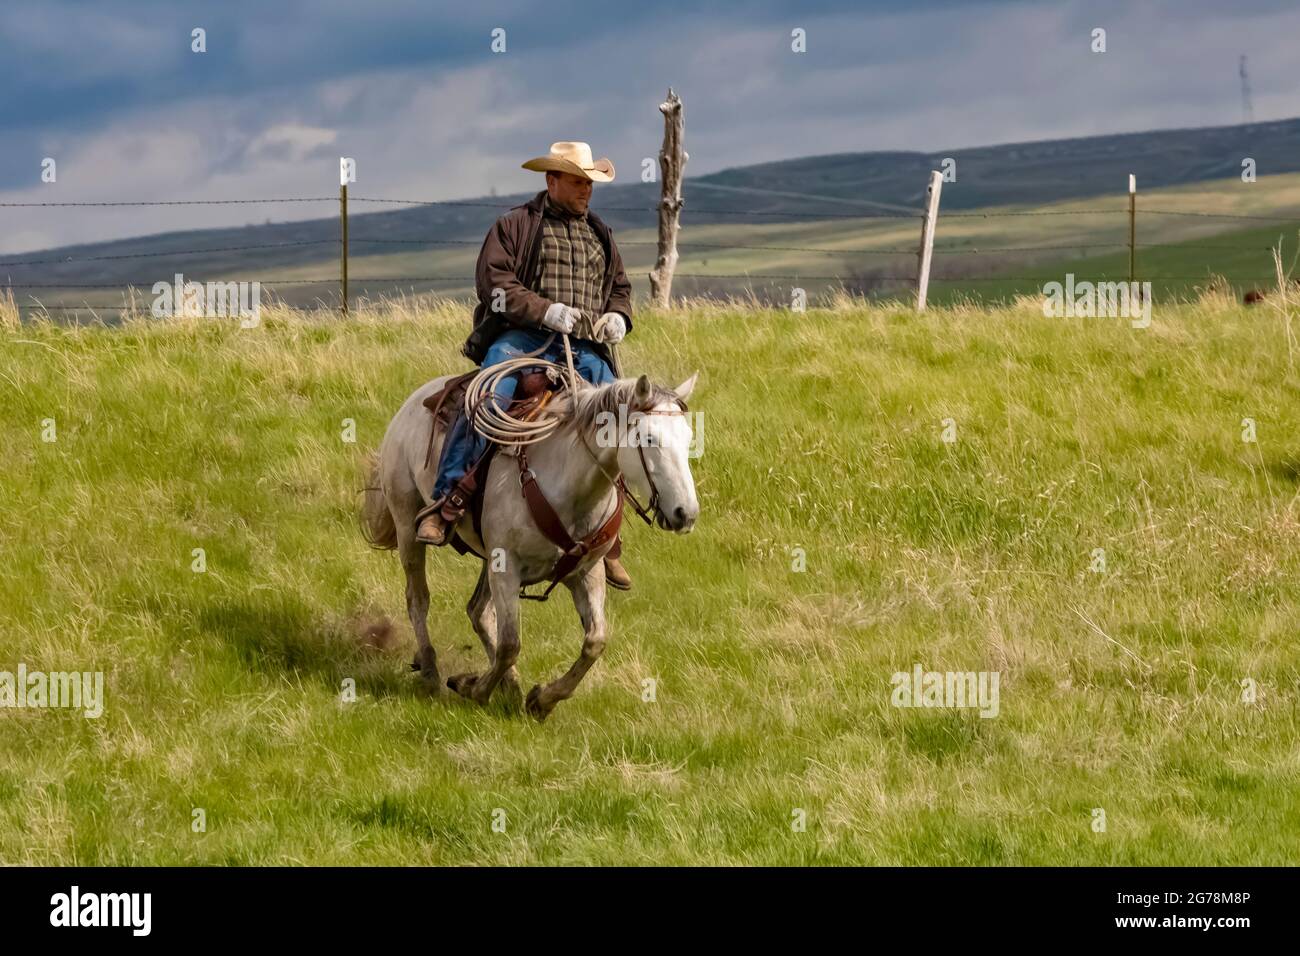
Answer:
[
  {"xmin": 449, "ymin": 557, "xmax": 521, "ymax": 707},
  {"xmin": 526, "ymin": 561, "xmax": 607, "ymax": 723},
  {"xmin": 463, "ymin": 561, "xmax": 522, "ymax": 710}
]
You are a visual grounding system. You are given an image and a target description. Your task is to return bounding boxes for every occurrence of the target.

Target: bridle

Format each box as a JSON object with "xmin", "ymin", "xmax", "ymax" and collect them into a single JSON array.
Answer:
[
  {"xmin": 577, "ymin": 401, "xmax": 689, "ymax": 529},
  {"xmin": 515, "ymin": 397, "xmax": 688, "ymax": 602}
]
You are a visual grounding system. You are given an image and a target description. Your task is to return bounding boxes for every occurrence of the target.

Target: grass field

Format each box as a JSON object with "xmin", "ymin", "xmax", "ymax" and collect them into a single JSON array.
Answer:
[{"xmin": 2, "ymin": 292, "xmax": 1299, "ymax": 865}]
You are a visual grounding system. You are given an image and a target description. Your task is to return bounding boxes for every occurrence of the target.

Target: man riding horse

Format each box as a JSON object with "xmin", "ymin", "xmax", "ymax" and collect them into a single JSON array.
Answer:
[{"xmin": 416, "ymin": 141, "xmax": 636, "ymax": 591}]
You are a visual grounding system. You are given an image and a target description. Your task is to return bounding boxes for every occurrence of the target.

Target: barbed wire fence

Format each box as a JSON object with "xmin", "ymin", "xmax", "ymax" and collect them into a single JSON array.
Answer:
[{"xmin": 3, "ymin": 178, "xmax": 1300, "ymax": 317}]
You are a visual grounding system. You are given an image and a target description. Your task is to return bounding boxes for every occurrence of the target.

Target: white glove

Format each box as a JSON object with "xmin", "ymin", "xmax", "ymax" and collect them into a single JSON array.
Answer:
[
  {"xmin": 598, "ymin": 312, "xmax": 627, "ymax": 344},
  {"xmin": 542, "ymin": 302, "xmax": 580, "ymax": 334}
]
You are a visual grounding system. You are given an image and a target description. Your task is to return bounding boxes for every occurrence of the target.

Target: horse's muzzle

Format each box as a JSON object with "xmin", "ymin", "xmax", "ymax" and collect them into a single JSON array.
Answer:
[{"xmin": 661, "ymin": 505, "xmax": 697, "ymax": 534}]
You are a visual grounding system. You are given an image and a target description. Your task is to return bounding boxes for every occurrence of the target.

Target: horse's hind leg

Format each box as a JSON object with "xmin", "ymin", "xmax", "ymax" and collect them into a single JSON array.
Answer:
[
  {"xmin": 526, "ymin": 563, "xmax": 607, "ymax": 722},
  {"xmin": 398, "ymin": 529, "xmax": 439, "ymax": 692}
]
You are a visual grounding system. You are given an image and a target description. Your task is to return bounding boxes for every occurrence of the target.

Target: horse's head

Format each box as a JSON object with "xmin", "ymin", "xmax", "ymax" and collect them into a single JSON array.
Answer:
[{"xmin": 616, "ymin": 372, "xmax": 699, "ymax": 534}]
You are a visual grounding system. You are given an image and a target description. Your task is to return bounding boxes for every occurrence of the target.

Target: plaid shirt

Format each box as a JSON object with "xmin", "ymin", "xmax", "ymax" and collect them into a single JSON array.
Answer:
[{"xmin": 533, "ymin": 195, "xmax": 606, "ymax": 339}]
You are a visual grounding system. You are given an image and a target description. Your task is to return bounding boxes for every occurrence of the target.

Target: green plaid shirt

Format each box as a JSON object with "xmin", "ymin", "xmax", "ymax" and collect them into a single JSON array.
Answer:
[{"xmin": 533, "ymin": 195, "xmax": 606, "ymax": 339}]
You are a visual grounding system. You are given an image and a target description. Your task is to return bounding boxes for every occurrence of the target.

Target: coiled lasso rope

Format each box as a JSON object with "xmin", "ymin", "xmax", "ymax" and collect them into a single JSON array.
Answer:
[{"xmin": 464, "ymin": 314, "xmax": 619, "ymax": 450}]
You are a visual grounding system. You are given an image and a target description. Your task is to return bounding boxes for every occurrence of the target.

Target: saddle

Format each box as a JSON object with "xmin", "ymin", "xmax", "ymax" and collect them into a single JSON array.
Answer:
[{"xmin": 421, "ymin": 366, "xmax": 565, "ymax": 556}]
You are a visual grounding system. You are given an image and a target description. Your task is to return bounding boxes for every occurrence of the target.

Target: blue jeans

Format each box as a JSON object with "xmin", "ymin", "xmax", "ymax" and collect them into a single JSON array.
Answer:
[{"xmin": 432, "ymin": 327, "xmax": 615, "ymax": 501}]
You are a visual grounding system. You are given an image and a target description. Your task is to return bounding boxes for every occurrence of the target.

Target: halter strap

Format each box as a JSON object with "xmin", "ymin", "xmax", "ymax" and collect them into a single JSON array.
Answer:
[{"xmin": 575, "ymin": 403, "xmax": 687, "ymax": 527}]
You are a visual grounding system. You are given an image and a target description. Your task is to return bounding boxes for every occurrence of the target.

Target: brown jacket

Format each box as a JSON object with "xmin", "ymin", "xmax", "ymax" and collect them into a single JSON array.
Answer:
[{"xmin": 462, "ymin": 190, "xmax": 634, "ymax": 367}]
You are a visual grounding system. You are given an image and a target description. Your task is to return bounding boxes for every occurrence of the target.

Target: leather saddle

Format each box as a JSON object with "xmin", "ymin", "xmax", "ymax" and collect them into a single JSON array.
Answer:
[{"xmin": 421, "ymin": 365, "xmax": 565, "ymax": 556}]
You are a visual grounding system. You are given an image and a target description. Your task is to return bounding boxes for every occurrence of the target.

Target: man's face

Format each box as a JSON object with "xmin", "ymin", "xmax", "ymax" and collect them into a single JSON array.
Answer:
[{"xmin": 547, "ymin": 171, "xmax": 594, "ymax": 214}]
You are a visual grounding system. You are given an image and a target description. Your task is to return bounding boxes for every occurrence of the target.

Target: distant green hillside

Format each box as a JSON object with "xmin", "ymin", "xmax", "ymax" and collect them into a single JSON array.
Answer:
[
  {"xmin": 701, "ymin": 117, "xmax": 1300, "ymax": 213},
  {"xmin": 9, "ymin": 118, "xmax": 1300, "ymax": 314}
]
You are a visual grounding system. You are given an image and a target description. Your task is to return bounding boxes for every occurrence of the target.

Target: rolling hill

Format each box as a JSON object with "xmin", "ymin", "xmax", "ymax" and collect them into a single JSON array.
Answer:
[{"xmin": 8, "ymin": 116, "xmax": 1300, "ymax": 313}]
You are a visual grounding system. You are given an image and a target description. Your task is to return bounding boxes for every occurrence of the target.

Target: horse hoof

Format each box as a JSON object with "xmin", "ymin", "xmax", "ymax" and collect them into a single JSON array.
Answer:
[
  {"xmin": 446, "ymin": 672, "xmax": 475, "ymax": 692},
  {"xmin": 525, "ymin": 685, "xmax": 551, "ymax": 723},
  {"xmin": 414, "ymin": 651, "xmax": 441, "ymax": 691},
  {"xmin": 446, "ymin": 673, "xmax": 479, "ymax": 699}
]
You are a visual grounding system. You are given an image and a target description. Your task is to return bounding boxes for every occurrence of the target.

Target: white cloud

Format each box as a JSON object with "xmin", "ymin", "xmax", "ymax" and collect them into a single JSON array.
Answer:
[
  {"xmin": 243, "ymin": 124, "xmax": 338, "ymax": 165},
  {"xmin": 5, "ymin": 0, "xmax": 1300, "ymax": 253},
  {"xmin": 0, "ymin": 58, "xmax": 572, "ymax": 253}
]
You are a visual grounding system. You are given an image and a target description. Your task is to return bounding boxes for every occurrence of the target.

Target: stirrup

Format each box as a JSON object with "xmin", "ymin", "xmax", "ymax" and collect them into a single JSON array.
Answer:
[{"xmin": 414, "ymin": 499, "xmax": 445, "ymax": 526}]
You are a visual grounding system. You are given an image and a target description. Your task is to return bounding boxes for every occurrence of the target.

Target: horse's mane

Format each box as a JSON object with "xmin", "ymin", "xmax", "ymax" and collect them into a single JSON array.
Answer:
[{"xmin": 556, "ymin": 377, "xmax": 683, "ymax": 434}]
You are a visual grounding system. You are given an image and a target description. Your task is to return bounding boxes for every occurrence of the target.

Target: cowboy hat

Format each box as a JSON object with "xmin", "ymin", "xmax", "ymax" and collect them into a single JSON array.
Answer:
[{"xmin": 521, "ymin": 141, "xmax": 615, "ymax": 183}]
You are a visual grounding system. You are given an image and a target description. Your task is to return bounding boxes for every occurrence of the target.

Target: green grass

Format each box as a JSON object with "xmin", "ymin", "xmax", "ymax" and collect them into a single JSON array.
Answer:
[
  {"xmin": 926, "ymin": 220, "xmax": 1300, "ymax": 305},
  {"xmin": 919, "ymin": 171, "xmax": 1300, "ymax": 305},
  {"xmin": 2, "ymin": 294, "xmax": 1299, "ymax": 865}
]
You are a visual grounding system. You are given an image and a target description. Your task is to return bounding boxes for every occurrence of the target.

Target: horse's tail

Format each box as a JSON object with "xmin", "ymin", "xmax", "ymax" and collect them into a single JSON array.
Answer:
[{"xmin": 359, "ymin": 452, "xmax": 398, "ymax": 550}]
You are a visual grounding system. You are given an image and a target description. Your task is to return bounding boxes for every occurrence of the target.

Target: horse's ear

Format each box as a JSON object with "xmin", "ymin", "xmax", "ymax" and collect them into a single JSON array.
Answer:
[
  {"xmin": 634, "ymin": 374, "xmax": 652, "ymax": 408},
  {"xmin": 674, "ymin": 371, "xmax": 699, "ymax": 402}
]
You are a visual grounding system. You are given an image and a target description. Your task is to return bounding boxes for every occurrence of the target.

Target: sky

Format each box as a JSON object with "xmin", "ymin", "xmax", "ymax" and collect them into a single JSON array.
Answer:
[{"xmin": 2, "ymin": 0, "xmax": 1299, "ymax": 253}]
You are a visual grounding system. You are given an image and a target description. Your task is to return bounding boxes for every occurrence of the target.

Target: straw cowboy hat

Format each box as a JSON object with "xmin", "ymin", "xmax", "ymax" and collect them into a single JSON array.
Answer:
[{"xmin": 521, "ymin": 141, "xmax": 616, "ymax": 183}]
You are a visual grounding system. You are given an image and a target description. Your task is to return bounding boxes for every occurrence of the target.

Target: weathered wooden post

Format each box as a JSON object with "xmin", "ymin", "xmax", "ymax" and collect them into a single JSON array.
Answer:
[
  {"xmin": 915, "ymin": 170, "xmax": 943, "ymax": 311},
  {"xmin": 649, "ymin": 88, "xmax": 686, "ymax": 309}
]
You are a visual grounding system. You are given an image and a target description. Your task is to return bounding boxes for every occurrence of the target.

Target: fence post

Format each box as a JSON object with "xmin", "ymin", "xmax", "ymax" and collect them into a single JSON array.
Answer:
[
  {"xmin": 1128, "ymin": 174, "xmax": 1136, "ymax": 286},
  {"xmin": 649, "ymin": 88, "xmax": 686, "ymax": 309},
  {"xmin": 915, "ymin": 170, "xmax": 943, "ymax": 311},
  {"xmin": 339, "ymin": 182, "xmax": 349, "ymax": 316}
]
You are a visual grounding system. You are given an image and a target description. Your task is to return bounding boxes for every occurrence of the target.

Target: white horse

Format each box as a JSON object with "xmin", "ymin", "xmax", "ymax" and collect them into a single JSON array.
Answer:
[{"xmin": 362, "ymin": 372, "xmax": 699, "ymax": 721}]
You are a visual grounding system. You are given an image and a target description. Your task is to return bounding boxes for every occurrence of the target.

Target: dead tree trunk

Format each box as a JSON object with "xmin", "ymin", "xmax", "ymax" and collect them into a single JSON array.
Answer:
[{"xmin": 649, "ymin": 88, "xmax": 686, "ymax": 309}]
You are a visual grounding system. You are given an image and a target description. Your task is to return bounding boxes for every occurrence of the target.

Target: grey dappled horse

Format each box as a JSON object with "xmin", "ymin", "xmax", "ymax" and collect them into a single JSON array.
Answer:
[{"xmin": 363, "ymin": 373, "xmax": 699, "ymax": 721}]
